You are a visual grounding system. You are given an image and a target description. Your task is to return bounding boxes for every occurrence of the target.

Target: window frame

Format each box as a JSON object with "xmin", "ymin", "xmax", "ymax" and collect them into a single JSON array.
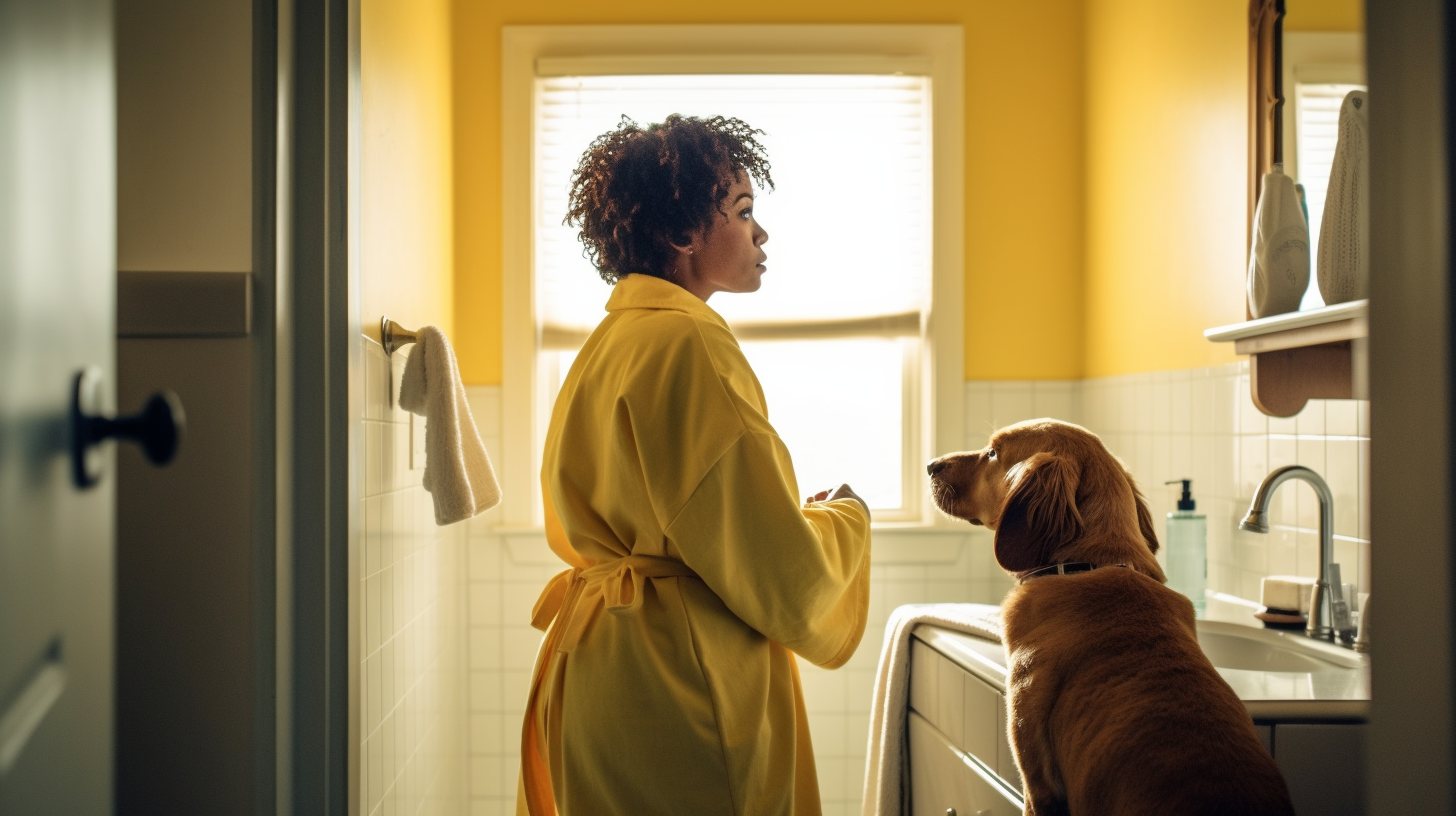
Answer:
[{"xmin": 499, "ymin": 25, "xmax": 964, "ymax": 532}]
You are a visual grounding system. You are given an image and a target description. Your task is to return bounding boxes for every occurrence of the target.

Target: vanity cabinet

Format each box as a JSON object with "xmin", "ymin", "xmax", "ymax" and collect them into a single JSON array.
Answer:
[
  {"xmin": 908, "ymin": 629, "xmax": 1369, "ymax": 815},
  {"xmin": 908, "ymin": 639, "xmax": 1023, "ymax": 815},
  {"xmin": 908, "ymin": 712, "xmax": 1021, "ymax": 816}
]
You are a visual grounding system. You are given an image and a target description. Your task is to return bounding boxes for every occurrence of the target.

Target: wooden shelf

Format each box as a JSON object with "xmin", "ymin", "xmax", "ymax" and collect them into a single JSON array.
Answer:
[{"xmin": 1205, "ymin": 300, "xmax": 1367, "ymax": 417}]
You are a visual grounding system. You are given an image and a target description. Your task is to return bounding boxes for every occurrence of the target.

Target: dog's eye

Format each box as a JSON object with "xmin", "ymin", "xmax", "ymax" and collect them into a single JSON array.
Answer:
[{"xmin": 987, "ymin": 449, "xmax": 997, "ymax": 460}]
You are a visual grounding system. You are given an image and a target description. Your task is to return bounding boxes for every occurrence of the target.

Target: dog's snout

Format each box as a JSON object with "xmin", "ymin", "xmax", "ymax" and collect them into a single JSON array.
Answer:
[{"xmin": 927, "ymin": 458, "xmax": 949, "ymax": 477}]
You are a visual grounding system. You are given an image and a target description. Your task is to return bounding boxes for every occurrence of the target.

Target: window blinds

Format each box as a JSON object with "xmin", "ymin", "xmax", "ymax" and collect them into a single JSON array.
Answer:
[{"xmin": 534, "ymin": 74, "xmax": 933, "ymax": 337}]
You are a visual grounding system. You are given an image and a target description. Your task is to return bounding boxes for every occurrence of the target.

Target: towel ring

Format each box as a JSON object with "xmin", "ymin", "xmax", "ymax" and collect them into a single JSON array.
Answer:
[{"xmin": 381, "ymin": 316, "xmax": 419, "ymax": 356}]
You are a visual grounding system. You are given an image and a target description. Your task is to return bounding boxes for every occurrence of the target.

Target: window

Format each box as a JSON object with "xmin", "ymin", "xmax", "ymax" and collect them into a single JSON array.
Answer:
[
  {"xmin": 501, "ymin": 27, "xmax": 964, "ymax": 531},
  {"xmin": 536, "ymin": 73, "xmax": 929, "ymax": 516}
]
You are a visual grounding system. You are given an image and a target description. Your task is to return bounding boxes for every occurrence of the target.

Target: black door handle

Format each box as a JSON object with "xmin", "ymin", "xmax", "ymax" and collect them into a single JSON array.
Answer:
[{"xmin": 72, "ymin": 368, "xmax": 185, "ymax": 488}]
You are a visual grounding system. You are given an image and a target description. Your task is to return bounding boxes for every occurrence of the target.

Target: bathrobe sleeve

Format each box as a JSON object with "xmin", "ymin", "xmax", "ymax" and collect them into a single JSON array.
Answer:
[{"xmin": 664, "ymin": 419, "xmax": 872, "ymax": 669}]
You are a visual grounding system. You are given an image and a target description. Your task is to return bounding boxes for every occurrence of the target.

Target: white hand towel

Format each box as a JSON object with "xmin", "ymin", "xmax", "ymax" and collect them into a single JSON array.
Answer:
[
  {"xmin": 861, "ymin": 603, "xmax": 1004, "ymax": 816},
  {"xmin": 398, "ymin": 326, "xmax": 501, "ymax": 525},
  {"xmin": 1318, "ymin": 89, "xmax": 1370, "ymax": 305}
]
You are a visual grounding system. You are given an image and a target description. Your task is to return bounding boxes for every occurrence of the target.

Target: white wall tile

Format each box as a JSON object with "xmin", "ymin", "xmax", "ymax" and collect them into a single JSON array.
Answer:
[
  {"xmin": 988, "ymin": 384, "xmax": 1035, "ymax": 429},
  {"xmin": 1032, "ymin": 381, "xmax": 1077, "ymax": 423},
  {"xmin": 1326, "ymin": 440, "xmax": 1360, "ymax": 539},
  {"xmin": 359, "ymin": 336, "xmax": 466, "ymax": 816},
  {"xmin": 1215, "ymin": 371, "xmax": 1241, "ymax": 436},
  {"xmin": 962, "ymin": 382, "xmax": 992, "ymax": 446},
  {"xmin": 1325, "ymin": 400, "xmax": 1359, "ymax": 437}
]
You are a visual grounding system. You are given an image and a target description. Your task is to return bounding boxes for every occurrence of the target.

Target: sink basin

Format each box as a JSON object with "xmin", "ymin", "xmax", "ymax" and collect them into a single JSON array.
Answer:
[
  {"xmin": 1192, "ymin": 619, "xmax": 1369, "ymax": 703},
  {"xmin": 1195, "ymin": 620, "xmax": 1366, "ymax": 672}
]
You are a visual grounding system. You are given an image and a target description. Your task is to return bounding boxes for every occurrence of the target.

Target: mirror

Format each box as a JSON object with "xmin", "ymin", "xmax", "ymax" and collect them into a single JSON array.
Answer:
[{"xmin": 1248, "ymin": 0, "xmax": 1367, "ymax": 316}]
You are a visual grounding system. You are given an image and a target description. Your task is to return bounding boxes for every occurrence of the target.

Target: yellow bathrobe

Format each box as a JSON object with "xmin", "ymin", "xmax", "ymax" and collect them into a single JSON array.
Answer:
[{"xmin": 520, "ymin": 273, "xmax": 872, "ymax": 816}]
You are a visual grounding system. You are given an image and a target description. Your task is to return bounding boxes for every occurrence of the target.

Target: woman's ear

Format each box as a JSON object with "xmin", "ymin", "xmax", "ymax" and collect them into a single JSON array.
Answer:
[
  {"xmin": 667, "ymin": 236, "xmax": 696, "ymax": 277},
  {"xmin": 994, "ymin": 453, "xmax": 1083, "ymax": 572}
]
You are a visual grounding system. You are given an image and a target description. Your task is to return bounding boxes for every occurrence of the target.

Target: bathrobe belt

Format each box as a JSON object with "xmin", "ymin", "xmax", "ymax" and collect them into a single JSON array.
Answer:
[
  {"xmin": 521, "ymin": 554, "xmax": 701, "ymax": 815},
  {"xmin": 530, "ymin": 554, "xmax": 701, "ymax": 653}
]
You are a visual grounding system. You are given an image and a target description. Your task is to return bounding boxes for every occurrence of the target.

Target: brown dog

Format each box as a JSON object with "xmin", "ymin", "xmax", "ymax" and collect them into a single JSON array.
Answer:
[{"xmin": 929, "ymin": 419, "xmax": 1293, "ymax": 816}]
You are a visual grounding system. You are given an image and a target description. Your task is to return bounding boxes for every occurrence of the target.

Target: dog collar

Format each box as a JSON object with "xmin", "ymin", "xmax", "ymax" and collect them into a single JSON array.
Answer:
[{"xmin": 1020, "ymin": 562, "xmax": 1129, "ymax": 581}]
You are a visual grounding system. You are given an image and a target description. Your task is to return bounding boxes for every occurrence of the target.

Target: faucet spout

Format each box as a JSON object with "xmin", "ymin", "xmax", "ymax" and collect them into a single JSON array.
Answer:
[{"xmin": 1240, "ymin": 465, "xmax": 1350, "ymax": 642}]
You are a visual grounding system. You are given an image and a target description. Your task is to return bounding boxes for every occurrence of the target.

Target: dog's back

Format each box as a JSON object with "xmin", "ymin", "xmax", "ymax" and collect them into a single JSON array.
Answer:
[{"xmin": 1003, "ymin": 568, "xmax": 1294, "ymax": 816}]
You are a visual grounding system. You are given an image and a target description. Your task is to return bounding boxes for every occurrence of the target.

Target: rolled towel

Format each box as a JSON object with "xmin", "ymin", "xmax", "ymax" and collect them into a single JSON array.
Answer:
[
  {"xmin": 398, "ymin": 326, "xmax": 501, "ymax": 525},
  {"xmin": 1318, "ymin": 90, "xmax": 1370, "ymax": 305}
]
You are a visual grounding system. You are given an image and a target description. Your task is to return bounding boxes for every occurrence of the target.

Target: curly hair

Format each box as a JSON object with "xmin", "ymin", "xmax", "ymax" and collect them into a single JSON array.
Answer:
[{"xmin": 564, "ymin": 114, "xmax": 774, "ymax": 284}]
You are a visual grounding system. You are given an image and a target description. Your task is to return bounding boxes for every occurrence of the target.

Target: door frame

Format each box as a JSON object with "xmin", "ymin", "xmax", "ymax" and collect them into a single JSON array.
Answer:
[
  {"xmin": 1367, "ymin": 0, "xmax": 1456, "ymax": 812},
  {"xmin": 272, "ymin": 0, "xmax": 359, "ymax": 812}
]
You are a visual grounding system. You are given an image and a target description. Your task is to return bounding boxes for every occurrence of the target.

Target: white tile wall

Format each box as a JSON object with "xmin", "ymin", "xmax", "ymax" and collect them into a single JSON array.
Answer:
[
  {"xmin": 460, "ymin": 364, "xmax": 1371, "ymax": 815},
  {"xmin": 458, "ymin": 386, "xmax": 530, "ymax": 816},
  {"xmin": 1073, "ymin": 362, "xmax": 1371, "ymax": 603},
  {"xmin": 360, "ymin": 339, "xmax": 468, "ymax": 816}
]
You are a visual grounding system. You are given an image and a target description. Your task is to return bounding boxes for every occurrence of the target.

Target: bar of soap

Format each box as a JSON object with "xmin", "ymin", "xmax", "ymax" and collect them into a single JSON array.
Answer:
[{"xmin": 1261, "ymin": 575, "xmax": 1315, "ymax": 614}]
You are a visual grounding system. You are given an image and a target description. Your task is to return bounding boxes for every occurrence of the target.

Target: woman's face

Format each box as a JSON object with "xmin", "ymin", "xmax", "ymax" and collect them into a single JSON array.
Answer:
[{"xmin": 677, "ymin": 173, "xmax": 769, "ymax": 302}]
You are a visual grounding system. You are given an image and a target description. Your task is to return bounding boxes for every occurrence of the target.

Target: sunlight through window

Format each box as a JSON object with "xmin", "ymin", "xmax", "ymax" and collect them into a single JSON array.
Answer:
[{"xmin": 535, "ymin": 74, "xmax": 933, "ymax": 515}]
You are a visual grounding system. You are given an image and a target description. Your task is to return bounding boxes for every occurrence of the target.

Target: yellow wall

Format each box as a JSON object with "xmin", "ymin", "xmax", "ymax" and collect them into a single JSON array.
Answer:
[
  {"xmin": 1082, "ymin": 0, "xmax": 1249, "ymax": 377},
  {"xmin": 361, "ymin": 0, "xmax": 455, "ymax": 343},
  {"xmin": 1286, "ymin": 0, "xmax": 1364, "ymax": 32},
  {"xmin": 450, "ymin": 0, "xmax": 1086, "ymax": 384}
]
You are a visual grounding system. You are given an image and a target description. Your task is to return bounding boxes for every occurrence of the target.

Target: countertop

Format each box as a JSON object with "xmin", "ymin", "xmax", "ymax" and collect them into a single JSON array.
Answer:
[{"xmin": 911, "ymin": 592, "xmax": 1371, "ymax": 722}]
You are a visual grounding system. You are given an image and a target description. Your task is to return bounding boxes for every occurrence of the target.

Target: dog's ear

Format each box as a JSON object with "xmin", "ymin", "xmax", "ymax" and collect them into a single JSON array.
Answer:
[
  {"xmin": 1129, "ymin": 474, "xmax": 1161, "ymax": 555},
  {"xmin": 995, "ymin": 453, "xmax": 1084, "ymax": 572}
]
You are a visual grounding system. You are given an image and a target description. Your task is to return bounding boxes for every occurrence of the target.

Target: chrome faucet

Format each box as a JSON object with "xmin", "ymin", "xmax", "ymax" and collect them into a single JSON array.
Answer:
[{"xmin": 1239, "ymin": 465, "xmax": 1357, "ymax": 645}]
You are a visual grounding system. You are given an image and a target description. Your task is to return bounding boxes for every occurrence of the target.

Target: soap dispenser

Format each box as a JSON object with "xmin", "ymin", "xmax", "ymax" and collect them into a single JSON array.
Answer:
[{"xmin": 1164, "ymin": 479, "xmax": 1208, "ymax": 617}]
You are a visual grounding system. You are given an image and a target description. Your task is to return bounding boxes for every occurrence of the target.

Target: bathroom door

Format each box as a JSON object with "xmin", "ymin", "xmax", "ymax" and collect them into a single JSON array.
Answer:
[{"xmin": 0, "ymin": 0, "xmax": 117, "ymax": 812}]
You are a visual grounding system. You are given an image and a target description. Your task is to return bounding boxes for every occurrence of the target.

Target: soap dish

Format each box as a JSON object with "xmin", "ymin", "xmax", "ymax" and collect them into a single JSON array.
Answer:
[{"xmin": 1254, "ymin": 607, "xmax": 1306, "ymax": 630}]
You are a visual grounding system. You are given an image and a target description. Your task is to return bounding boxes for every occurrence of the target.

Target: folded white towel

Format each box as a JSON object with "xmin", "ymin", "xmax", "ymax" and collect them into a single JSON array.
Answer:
[
  {"xmin": 398, "ymin": 326, "xmax": 501, "ymax": 525},
  {"xmin": 862, "ymin": 603, "xmax": 1004, "ymax": 816}
]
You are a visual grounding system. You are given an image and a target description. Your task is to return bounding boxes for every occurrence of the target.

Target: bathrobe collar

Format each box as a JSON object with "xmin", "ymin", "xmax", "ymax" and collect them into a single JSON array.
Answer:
[{"xmin": 606, "ymin": 273, "xmax": 731, "ymax": 331}]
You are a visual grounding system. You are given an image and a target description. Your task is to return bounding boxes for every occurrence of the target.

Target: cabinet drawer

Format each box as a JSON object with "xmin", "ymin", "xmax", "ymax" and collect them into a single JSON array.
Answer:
[
  {"xmin": 1273, "ymin": 723, "xmax": 1366, "ymax": 816},
  {"xmin": 908, "ymin": 710, "xmax": 1023, "ymax": 816},
  {"xmin": 994, "ymin": 695, "xmax": 1022, "ymax": 793}
]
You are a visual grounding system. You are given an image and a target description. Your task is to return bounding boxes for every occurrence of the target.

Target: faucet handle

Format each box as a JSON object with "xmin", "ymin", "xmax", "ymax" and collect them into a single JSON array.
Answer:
[
  {"xmin": 1354, "ymin": 595, "xmax": 1371, "ymax": 652},
  {"xmin": 1328, "ymin": 564, "xmax": 1357, "ymax": 645}
]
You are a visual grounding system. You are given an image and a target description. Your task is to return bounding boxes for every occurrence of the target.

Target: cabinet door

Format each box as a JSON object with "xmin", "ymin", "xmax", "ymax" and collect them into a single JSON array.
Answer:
[
  {"xmin": 909, "ymin": 711, "xmax": 1023, "ymax": 816},
  {"xmin": 1274, "ymin": 723, "xmax": 1366, "ymax": 816}
]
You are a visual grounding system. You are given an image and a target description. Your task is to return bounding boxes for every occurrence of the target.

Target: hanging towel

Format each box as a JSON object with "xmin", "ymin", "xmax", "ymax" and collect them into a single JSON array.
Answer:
[
  {"xmin": 1318, "ymin": 89, "xmax": 1370, "ymax": 305},
  {"xmin": 862, "ymin": 603, "xmax": 1004, "ymax": 816},
  {"xmin": 398, "ymin": 326, "xmax": 501, "ymax": 525},
  {"xmin": 1247, "ymin": 163, "xmax": 1311, "ymax": 318}
]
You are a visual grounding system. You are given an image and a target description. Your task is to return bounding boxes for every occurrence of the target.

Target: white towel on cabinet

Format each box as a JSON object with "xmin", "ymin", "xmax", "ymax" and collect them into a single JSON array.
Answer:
[
  {"xmin": 862, "ymin": 603, "xmax": 1004, "ymax": 816},
  {"xmin": 398, "ymin": 326, "xmax": 501, "ymax": 525}
]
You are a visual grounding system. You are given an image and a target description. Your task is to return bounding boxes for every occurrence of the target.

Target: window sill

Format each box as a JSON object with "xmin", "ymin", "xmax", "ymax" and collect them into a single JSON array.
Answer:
[{"xmin": 491, "ymin": 522, "xmax": 978, "ymax": 566}]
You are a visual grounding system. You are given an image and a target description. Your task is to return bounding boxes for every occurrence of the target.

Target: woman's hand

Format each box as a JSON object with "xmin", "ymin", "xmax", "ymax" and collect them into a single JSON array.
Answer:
[{"xmin": 804, "ymin": 484, "xmax": 871, "ymax": 521}]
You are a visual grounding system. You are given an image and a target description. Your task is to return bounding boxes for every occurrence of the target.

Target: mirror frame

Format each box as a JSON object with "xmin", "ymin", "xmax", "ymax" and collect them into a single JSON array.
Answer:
[{"xmin": 1248, "ymin": 0, "xmax": 1285, "ymax": 319}]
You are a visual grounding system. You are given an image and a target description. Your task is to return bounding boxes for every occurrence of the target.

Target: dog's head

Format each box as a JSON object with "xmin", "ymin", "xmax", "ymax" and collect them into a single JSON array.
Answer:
[{"xmin": 929, "ymin": 419, "xmax": 1164, "ymax": 581}]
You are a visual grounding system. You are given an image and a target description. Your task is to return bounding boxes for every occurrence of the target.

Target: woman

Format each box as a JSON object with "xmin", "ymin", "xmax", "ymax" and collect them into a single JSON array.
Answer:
[{"xmin": 519, "ymin": 114, "xmax": 873, "ymax": 816}]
